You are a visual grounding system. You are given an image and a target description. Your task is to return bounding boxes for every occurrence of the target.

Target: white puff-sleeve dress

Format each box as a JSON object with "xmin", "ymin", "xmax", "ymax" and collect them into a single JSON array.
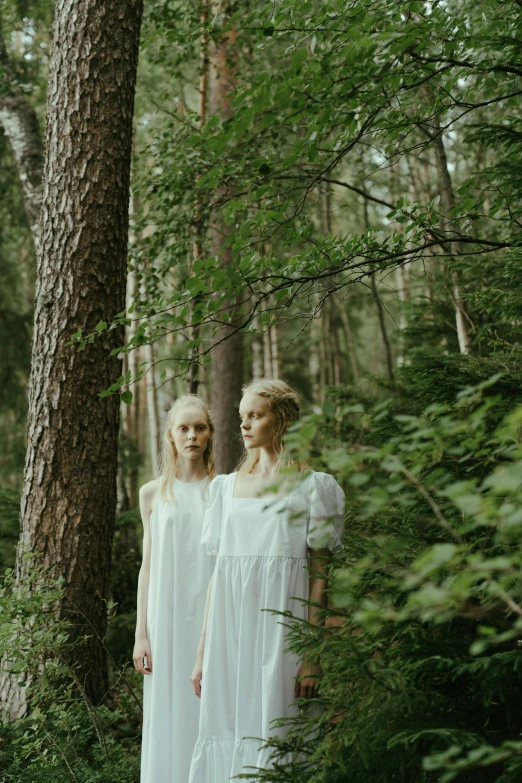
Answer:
[
  {"xmin": 141, "ymin": 477, "xmax": 215, "ymax": 783},
  {"xmin": 189, "ymin": 470, "xmax": 344, "ymax": 782}
]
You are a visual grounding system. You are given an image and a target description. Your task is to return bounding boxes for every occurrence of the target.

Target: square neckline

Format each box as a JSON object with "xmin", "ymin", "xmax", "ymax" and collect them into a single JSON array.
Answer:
[{"xmin": 230, "ymin": 470, "xmax": 301, "ymax": 501}]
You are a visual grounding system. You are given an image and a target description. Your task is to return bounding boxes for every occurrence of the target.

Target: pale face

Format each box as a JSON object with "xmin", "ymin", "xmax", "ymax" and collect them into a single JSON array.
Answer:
[
  {"xmin": 239, "ymin": 392, "xmax": 278, "ymax": 451},
  {"xmin": 170, "ymin": 406, "xmax": 211, "ymax": 461}
]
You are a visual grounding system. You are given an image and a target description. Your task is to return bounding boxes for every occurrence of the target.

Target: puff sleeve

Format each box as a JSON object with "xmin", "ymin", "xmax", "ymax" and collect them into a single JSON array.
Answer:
[
  {"xmin": 201, "ymin": 474, "xmax": 226, "ymax": 556},
  {"xmin": 307, "ymin": 471, "xmax": 345, "ymax": 553}
]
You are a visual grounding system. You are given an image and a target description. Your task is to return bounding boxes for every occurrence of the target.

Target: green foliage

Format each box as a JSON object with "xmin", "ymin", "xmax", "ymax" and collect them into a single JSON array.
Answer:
[
  {"xmin": 102, "ymin": 0, "xmax": 521, "ymax": 393},
  {"xmin": 249, "ymin": 374, "xmax": 522, "ymax": 783},
  {"xmin": 0, "ymin": 486, "xmax": 19, "ymax": 575},
  {"xmin": 107, "ymin": 508, "xmax": 141, "ymax": 668},
  {"xmin": 0, "ymin": 566, "xmax": 142, "ymax": 783}
]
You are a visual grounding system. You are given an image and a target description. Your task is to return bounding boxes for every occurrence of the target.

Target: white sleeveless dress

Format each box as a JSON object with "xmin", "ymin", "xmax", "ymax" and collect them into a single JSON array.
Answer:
[
  {"xmin": 141, "ymin": 477, "xmax": 215, "ymax": 783},
  {"xmin": 189, "ymin": 470, "xmax": 344, "ymax": 782}
]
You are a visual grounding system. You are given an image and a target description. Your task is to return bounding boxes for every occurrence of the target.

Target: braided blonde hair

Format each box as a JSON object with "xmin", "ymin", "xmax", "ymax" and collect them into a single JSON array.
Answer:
[
  {"xmin": 160, "ymin": 394, "xmax": 215, "ymax": 500},
  {"xmin": 236, "ymin": 378, "xmax": 302, "ymax": 476}
]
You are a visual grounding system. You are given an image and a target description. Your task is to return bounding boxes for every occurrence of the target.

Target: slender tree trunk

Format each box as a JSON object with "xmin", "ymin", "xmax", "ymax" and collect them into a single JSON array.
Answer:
[
  {"xmin": 251, "ymin": 313, "xmax": 264, "ymax": 379},
  {"xmin": 337, "ymin": 298, "xmax": 360, "ymax": 385},
  {"xmin": 270, "ymin": 322, "xmax": 281, "ymax": 379},
  {"xmin": 395, "ymin": 264, "xmax": 410, "ymax": 367},
  {"xmin": 263, "ymin": 321, "xmax": 273, "ymax": 378},
  {"xmin": 331, "ymin": 315, "xmax": 341, "ymax": 386},
  {"xmin": 144, "ymin": 340, "xmax": 160, "ymax": 478},
  {"xmin": 189, "ymin": 0, "xmax": 209, "ymax": 394},
  {"xmin": 0, "ymin": 22, "xmax": 44, "ymax": 243},
  {"xmin": 123, "ymin": 188, "xmax": 143, "ymax": 508},
  {"xmin": 389, "ymin": 167, "xmax": 410, "ymax": 367},
  {"xmin": 124, "ymin": 260, "xmax": 141, "ymax": 508},
  {"xmin": 1, "ymin": 0, "xmax": 143, "ymax": 718},
  {"xmin": 430, "ymin": 115, "xmax": 472, "ymax": 355},
  {"xmin": 208, "ymin": 2, "xmax": 243, "ymax": 473},
  {"xmin": 319, "ymin": 312, "xmax": 327, "ymax": 397},
  {"xmin": 309, "ymin": 316, "xmax": 321, "ymax": 409},
  {"xmin": 371, "ymin": 273, "xmax": 394, "ymax": 380}
]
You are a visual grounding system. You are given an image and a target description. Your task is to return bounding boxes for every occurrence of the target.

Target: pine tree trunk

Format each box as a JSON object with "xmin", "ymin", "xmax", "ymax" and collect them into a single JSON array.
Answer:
[
  {"xmin": 2, "ymin": 0, "xmax": 143, "ymax": 717},
  {"xmin": 0, "ymin": 22, "xmax": 44, "ymax": 243},
  {"xmin": 208, "ymin": 2, "xmax": 243, "ymax": 474}
]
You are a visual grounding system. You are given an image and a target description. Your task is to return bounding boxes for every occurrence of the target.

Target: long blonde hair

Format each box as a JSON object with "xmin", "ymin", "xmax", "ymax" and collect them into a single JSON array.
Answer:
[
  {"xmin": 236, "ymin": 378, "xmax": 302, "ymax": 476},
  {"xmin": 160, "ymin": 394, "xmax": 215, "ymax": 500}
]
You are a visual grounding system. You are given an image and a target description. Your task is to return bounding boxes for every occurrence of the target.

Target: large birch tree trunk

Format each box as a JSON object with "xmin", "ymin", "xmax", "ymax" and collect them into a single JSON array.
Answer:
[
  {"xmin": 208, "ymin": 2, "xmax": 243, "ymax": 474},
  {"xmin": 0, "ymin": 22, "xmax": 44, "ymax": 243},
  {"xmin": 2, "ymin": 0, "xmax": 143, "ymax": 717}
]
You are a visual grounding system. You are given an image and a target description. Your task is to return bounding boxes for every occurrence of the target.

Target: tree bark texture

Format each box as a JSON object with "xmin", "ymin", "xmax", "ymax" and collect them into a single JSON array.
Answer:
[
  {"xmin": 4, "ymin": 0, "xmax": 143, "ymax": 716},
  {"xmin": 208, "ymin": 2, "xmax": 243, "ymax": 474},
  {"xmin": 0, "ymin": 22, "xmax": 44, "ymax": 242}
]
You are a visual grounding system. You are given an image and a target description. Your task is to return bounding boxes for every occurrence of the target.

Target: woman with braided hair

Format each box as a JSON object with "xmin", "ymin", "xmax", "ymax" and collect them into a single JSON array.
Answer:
[{"xmin": 189, "ymin": 379, "xmax": 345, "ymax": 781}]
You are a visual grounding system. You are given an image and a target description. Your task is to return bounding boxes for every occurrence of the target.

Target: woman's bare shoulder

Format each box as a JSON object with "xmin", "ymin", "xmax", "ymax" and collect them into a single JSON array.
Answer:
[{"xmin": 139, "ymin": 479, "xmax": 161, "ymax": 511}]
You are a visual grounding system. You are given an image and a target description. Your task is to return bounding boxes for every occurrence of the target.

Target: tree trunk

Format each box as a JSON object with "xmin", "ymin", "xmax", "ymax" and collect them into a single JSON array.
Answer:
[
  {"xmin": 371, "ymin": 273, "xmax": 394, "ymax": 381},
  {"xmin": 309, "ymin": 316, "xmax": 321, "ymax": 410},
  {"xmin": 395, "ymin": 264, "xmax": 410, "ymax": 367},
  {"xmin": 431, "ymin": 115, "xmax": 472, "ymax": 355},
  {"xmin": 337, "ymin": 297, "xmax": 360, "ymax": 385},
  {"xmin": 208, "ymin": 2, "xmax": 243, "ymax": 474},
  {"xmin": 123, "ymin": 258, "xmax": 141, "ymax": 509},
  {"xmin": 189, "ymin": 0, "xmax": 209, "ymax": 395},
  {"xmin": 144, "ymin": 340, "xmax": 160, "ymax": 478},
  {"xmin": 0, "ymin": 22, "xmax": 44, "ymax": 243},
  {"xmin": 251, "ymin": 312, "xmax": 264, "ymax": 380},
  {"xmin": 319, "ymin": 311, "xmax": 327, "ymax": 395},
  {"xmin": 2, "ymin": 0, "xmax": 143, "ymax": 718},
  {"xmin": 263, "ymin": 321, "xmax": 273, "ymax": 378},
  {"xmin": 269, "ymin": 322, "xmax": 281, "ymax": 379}
]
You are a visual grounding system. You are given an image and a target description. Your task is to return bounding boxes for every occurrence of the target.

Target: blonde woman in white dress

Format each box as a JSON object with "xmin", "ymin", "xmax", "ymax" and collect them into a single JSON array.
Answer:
[
  {"xmin": 189, "ymin": 379, "xmax": 345, "ymax": 782},
  {"xmin": 134, "ymin": 394, "xmax": 216, "ymax": 783}
]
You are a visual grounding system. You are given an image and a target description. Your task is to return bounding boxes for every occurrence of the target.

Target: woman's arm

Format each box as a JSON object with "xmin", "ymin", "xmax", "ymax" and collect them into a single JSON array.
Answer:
[
  {"xmin": 132, "ymin": 481, "xmax": 158, "ymax": 675},
  {"xmin": 294, "ymin": 547, "xmax": 330, "ymax": 700},
  {"xmin": 190, "ymin": 572, "xmax": 214, "ymax": 697}
]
